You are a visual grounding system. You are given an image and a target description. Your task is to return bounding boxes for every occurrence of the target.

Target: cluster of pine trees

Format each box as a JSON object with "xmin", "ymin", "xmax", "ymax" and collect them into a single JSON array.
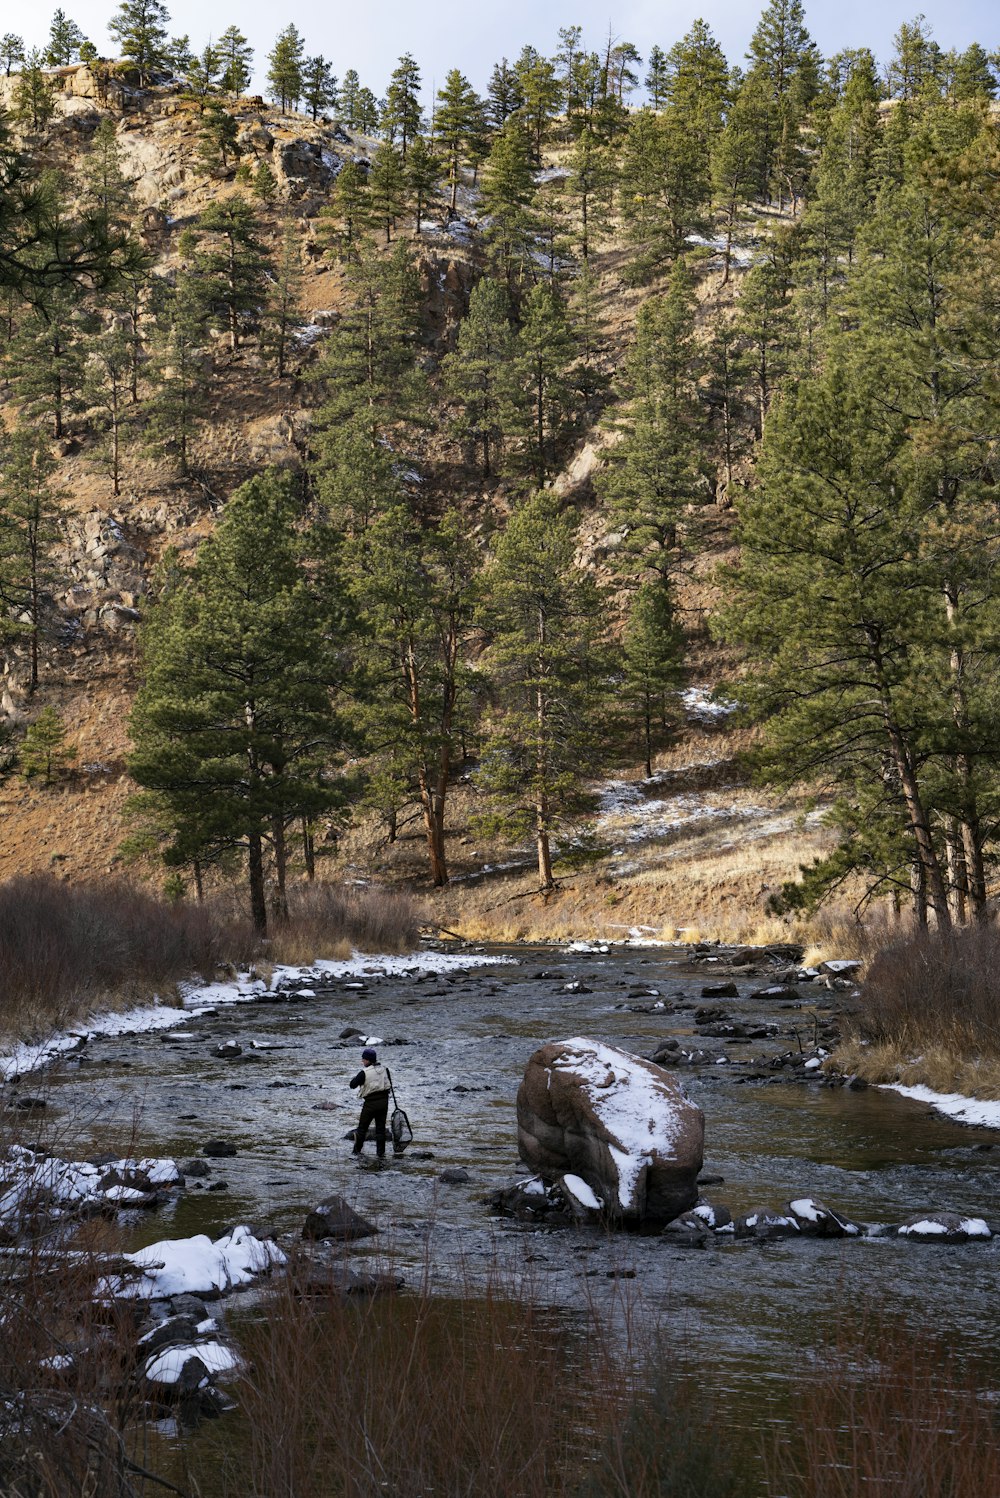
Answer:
[{"xmin": 1, "ymin": 3, "xmax": 998, "ymax": 931}]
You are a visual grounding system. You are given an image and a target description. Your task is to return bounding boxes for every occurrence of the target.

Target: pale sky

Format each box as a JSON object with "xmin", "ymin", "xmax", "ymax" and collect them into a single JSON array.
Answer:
[{"xmin": 17, "ymin": 0, "xmax": 999, "ymax": 98}]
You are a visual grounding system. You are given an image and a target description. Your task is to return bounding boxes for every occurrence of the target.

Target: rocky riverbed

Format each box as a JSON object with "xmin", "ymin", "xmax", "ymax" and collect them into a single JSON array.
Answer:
[{"xmin": 6, "ymin": 940, "xmax": 1000, "ymax": 1409}]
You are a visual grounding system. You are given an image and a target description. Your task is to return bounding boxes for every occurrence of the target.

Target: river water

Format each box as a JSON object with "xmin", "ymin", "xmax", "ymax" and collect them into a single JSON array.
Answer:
[{"xmin": 43, "ymin": 942, "xmax": 1000, "ymax": 1404}]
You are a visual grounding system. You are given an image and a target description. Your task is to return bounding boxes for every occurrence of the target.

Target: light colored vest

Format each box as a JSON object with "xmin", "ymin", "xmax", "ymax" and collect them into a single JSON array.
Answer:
[{"xmin": 360, "ymin": 1063, "xmax": 390, "ymax": 1098}]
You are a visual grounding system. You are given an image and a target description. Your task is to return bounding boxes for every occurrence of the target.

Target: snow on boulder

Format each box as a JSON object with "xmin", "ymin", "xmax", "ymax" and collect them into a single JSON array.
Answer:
[
  {"xmin": 786, "ymin": 1198, "xmax": 860, "ymax": 1237},
  {"xmin": 516, "ymin": 1038, "xmax": 704, "ymax": 1224},
  {"xmin": 897, "ymin": 1212, "xmax": 992, "ymax": 1243},
  {"xmin": 98, "ymin": 1225, "xmax": 286, "ymax": 1300}
]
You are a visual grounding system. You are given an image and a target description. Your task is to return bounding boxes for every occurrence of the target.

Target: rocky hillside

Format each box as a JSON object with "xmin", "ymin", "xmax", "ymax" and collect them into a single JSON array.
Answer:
[{"xmin": 0, "ymin": 62, "xmax": 838, "ymax": 941}]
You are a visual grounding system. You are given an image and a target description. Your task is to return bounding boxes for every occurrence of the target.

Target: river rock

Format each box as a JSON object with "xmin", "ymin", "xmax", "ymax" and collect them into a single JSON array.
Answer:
[
  {"xmin": 488, "ymin": 1177, "xmax": 571, "ymax": 1224},
  {"xmin": 700, "ymin": 983, "xmax": 739, "ymax": 999},
  {"xmin": 896, "ymin": 1212, "xmax": 992, "ymax": 1242},
  {"xmin": 182, "ymin": 1159, "xmax": 212, "ymax": 1178},
  {"xmin": 752, "ymin": 986, "xmax": 803, "ymax": 1002},
  {"xmin": 202, "ymin": 1140, "xmax": 237, "ymax": 1158},
  {"xmin": 516, "ymin": 1038, "xmax": 704, "ymax": 1224},
  {"xmin": 555, "ymin": 1173, "xmax": 604, "ymax": 1224},
  {"xmin": 692, "ymin": 1198, "xmax": 732, "ymax": 1230},
  {"xmin": 302, "ymin": 1195, "xmax": 378, "ymax": 1241},
  {"xmin": 662, "ymin": 1211, "xmax": 711, "ymax": 1247},
  {"xmin": 733, "ymin": 1207, "xmax": 801, "ymax": 1240},
  {"xmin": 213, "ymin": 1041, "xmax": 243, "ymax": 1059},
  {"xmin": 439, "ymin": 1167, "xmax": 470, "ymax": 1184},
  {"xmin": 786, "ymin": 1198, "xmax": 861, "ymax": 1236},
  {"xmin": 650, "ymin": 1038, "xmax": 679, "ymax": 1062}
]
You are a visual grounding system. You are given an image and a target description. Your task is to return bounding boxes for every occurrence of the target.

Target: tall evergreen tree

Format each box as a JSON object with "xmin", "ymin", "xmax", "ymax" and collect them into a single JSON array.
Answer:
[
  {"xmin": 443, "ymin": 276, "xmax": 519, "ymax": 477},
  {"xmin": 190, "ymin": 194, "xmax": 270, "ymax": 351},
  {"xmin": 0, "ymin": 35, "xmax": 25, "ymax": 77},
  {"xmin": 216, "ymin": 25, "xmax": 252, "ymax": 99},
  {"xmin": 435, "ymin": 69, "xmax": 477, "ymax": 214},
  {"xmin": 487, "ymin": 57, "xmax": 522, "ymax": 129},
  {"xmin": 46, "ymin": 11, "xmax": 88, "ymax": 66},
  {"xmin": 267, "ymin": 24, "xmax": 304, "ymax": 114},
  {"xmin": 146, "ymin": 273, "xmax": 209, "ymax": 476},
  {"xmin": 405, "ymin": 135, "xmax": 438, "ymax": 233},
  {"xmin": 108, "ymin": 0, "xmax": 169, "ymax": 83},
  {"xmin": 476, "ymin": 491, "xmax": 610, "ymax": 890},
  {"xmin": 0, "ymin": 428, "xmax": 62, "ymax": 691},
  {"xmin": 302, "ymin": 55, "xmax": 337, "ymax": 121},
  {"xmin": 622, "ymin": 582, "xmax": 684, "ymax": 778},
  {"xmin": 382, "ymin": 53, "xmax": 422, "ymax": 160},
  {"xmin": 514, "ymin": 281, "xmax": 579, "ymax": 483},
  {"xmin": 480, "ymin": 118, "xmax": 536, "ymax": 288},
  {"xmin": 130, "ymin": 471, "xmax": 347, "ymax": 932},
  {"xmin": 13, "ymin": 51, "xmax": 56, "ymax": 131},
  {"xmin": 367, "ymin": 143, "xmax": 407, "ymax": 243}
]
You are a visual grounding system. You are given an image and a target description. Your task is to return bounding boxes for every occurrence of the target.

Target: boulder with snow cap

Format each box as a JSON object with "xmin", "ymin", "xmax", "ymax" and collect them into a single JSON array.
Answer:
[
  {"xmin": 896, "ymin": 1212, "xmax": 992, "ymax": 1243},
  {"xmin": 786, "ymin": 1198, "xmax": 860, "ymax": 1237},
  {"xmin": 662, "ymin": 1210, "xmax": 711, "ymax": 1247},
  {"xmin": 555, "ymin": 1173, "xmax": 604, "ymax": 1225},
  {"xmin": 733, "ymin": 1208, "xmax": 801, "ymax": 1240},
  {"xmin": 516, "ymin": 1038, "xmax": 704, "ymax": 1224}
]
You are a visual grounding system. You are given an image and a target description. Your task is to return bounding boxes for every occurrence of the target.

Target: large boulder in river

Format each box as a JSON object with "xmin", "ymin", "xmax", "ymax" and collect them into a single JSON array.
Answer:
[{"xmin": 516, "ymin": 1038, "xmax": 704, "ymax": 1224}]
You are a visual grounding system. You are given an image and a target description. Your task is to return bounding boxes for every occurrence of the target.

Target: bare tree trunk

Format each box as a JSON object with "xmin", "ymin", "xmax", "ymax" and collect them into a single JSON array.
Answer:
[
  {"xmin": 302, "ymin": 818, "xmax": 315, "ymax": 881},
  {"xmin": 248, "ymin": 832, "xmax": 267, "ymax": 933},
  {"xmin": 271, "ymin": 816, "xmax": 289, "ymax": 921}
]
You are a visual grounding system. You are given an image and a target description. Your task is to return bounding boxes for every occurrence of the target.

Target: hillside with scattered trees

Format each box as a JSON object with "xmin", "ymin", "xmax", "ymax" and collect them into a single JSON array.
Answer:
[{"xmin": 0, "ymin": 1, "xmax": 998, "ymax": 942}]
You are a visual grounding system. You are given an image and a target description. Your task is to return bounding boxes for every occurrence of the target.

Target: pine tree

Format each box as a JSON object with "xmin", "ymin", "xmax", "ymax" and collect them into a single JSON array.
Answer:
[
  {"xmin": 6, "ymin": 283, "xmax": 88, "ymax": 440},
  {"xmin": 367, "ymin": 143, "xmax": 407, "ymax": 243},
  {"xmin": 514, "ymin": 282, "xmax": 579, "ymax": 483},
  {"xmin": 0, "ymin": 428, "xmax": 62, "ymax": 691},
  {"xmin": 382, "ymin": 53, "xmax": 422, "ymax": 160},
  {"xmin": 513, "ymin": 45, "xmax": 561, "ymax": 161},
  {"xmin": 715, "ymin": 350, "xmax": 954, "ymax": 928},
  {"xmin": 645, "ymin": 45, "xmax": 668, "ymax": 108},
  {"xmin": 82, "ymin": 319, "xmax": 132, "ymax": 495},
  {"xmin": 662, "ymin": 20, "xmax": 728, "ymax": 146},
  {"xmin": 487, "ymin": 57, "xmax": 522, "ymax": 129},
  {"xmin": 146, "ymin": 273, "xmax": 209, "ymax": 476},
  {"xmin": 267, "ymin": 24, "xmax": 304, "ymax": 114},
  {"xmin": 46, "ymin": 11, "xmax": 88, "ymax": 67},
  {"xmin": 619, "ymin": 106, "xmax": 709, "ymax": 279},
  {"xmin": 262, "ymin": 220, "xmax": 304, "ymax": 377},
  {"xmin": 21, "ymin": 706, "xmax": 75, "ymax": 783},
  {"xmin": 623, "ymin": 582, "xmax": 684, "ymax": 778},
  {"xmin": 163, "ymin": 35, "xmax": 192, "ymax": 75},
  {"xmin": 108, "ymin": 0, "xmax": 169, "ymax": 84},
  {"xmin": 302, "ymin": 55, "xmax": 336, "ymax": 121},
  {"xmin": 129, "ymin": 470, "xmax": 347, "ymax": 932},
  {"xmin": 475, "ymin": 490, "xmax": 610, "ymax": 890},
  {"xmin": 442, "ymin": 276, "xmax": 519, "ymax": 477},
  {"xmin": 190, "ymin": 194, "xmax": 270, "ymax": 351},
  {"xmin": 435, "ymin": 69, "xmax": 477, "ymax": 214},
  {"xmin": 710, "ymin": 70, "xmax": 773, "ymax": 281},
  {"xmin": 185, "ymin": 42, "xmax": 219, "ymax": 113},
  {"xmin": 313, "ymin": 238, "xmax": 425, "ymax": 449},
  {"xmin": 734, "ymin": 257, "xmax": 795, "ymax": 435},
  {"xmin": 355, "ymin": 88, "xmax": 380, "ymax": 134},
  {"xmin": 888, "ymin": 15, "xmax": 942, "ymax": 101},
  {"xmin": 198, "ymin": 102, "xmax": 239, "ymax": 170},
  {"xmin": 81, "ymin": 117, "xmax": 133, "ymax": 240},
  {"xmin": 252, "ymin": 159, "xmax": 278, "ymax": 202},
  {"xmin": 0, "ymin": 35, "xmax": 24, "ymax": 77},
  {"xmin": 565, "ymin": 125, "xmax": 614, "ymax": 262},
  {"xmin": 344, "ymin": 505, "xmax": 480, "ymax": 886},
  {"xmin": 480, "ymin": 118, "xmax": 537, "ymax": 288},
  {"xmin": 405, "ymin": 135, "xmax": 438, "ymax": 233},
  {"xmin": 318, "ymin": 159, "xmax": 370, "ymax": 255},
  {"xmin": 598, "ymin": 261, "xmax": 707, "ymax": 582},
  {"xmin": 216, "ymin": 25, "xmax": 252, "ymax": 99},
  {"xmin": 339, "ymin": 69, "xmax": 361, "ymax": 123},
  {"xmin": 13, "ymin": 51, "xmax": 56, "ymax": 131}
]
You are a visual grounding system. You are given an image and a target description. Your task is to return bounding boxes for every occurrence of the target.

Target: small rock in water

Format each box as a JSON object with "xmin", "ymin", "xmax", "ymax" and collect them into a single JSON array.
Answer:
[
  {"xmin": 182, "ymin": 1160, "xmax": 211, "ymax": 1178},
  {"xmin": 439, "ymin": 1167, "xmax": 470, "ymax": 1184},
  {"xmin": 662, "ymin": 1211, "xmax": 711, "ymax": 1247},
  {"xmin": 339, "ymin": 1027, "xmax": 364, "ymax": 1040},
  {"xmin": 700, "ymin": 983, "xmax": 739, "ymax": 999},
  {"xmin": 202, "ymin": 1139, "xmax": 238, "ymax": 1158},
  {"xmin": 14, "ymin": 1096, "xmax": 47, "ymax": 1111},
  {"xmin": 302, "ymin": 1196, "xmax": 378, "ymax": 1242},
  {"xmin": 733, "ymin": 1208, "xmax": 801, "ymax": 1240},
  {"xmin": 785, "ymin": 1198, "xmax": 860, "ymax": 1237},
  {"xmin": 213, "ymin": 1041, "xmax": 242, "ymax": 1059},
  {"xmin": 207, "ymin": 1181, "xmax": 229, "ymax": 1192}
]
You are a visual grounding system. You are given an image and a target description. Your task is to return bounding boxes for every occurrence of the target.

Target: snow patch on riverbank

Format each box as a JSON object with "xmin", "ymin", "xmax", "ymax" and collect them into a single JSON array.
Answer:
[
  {"xmin": 883, "ymin": 1083, "xmax": 1000, "ymax": 1130},
  {"xmin": 98, "ymin": 1225, "xmax": 287, "ymax": 1300},
  {"xmin": 0, "ymin": 950, "xmax": 515, "ymax": 1079}
]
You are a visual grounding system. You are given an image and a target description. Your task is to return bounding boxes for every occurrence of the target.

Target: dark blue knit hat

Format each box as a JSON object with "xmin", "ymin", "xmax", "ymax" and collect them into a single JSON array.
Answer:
[{"xmin": 361, "ymin": 1047, "xmax": 377, "ymax": 1062}]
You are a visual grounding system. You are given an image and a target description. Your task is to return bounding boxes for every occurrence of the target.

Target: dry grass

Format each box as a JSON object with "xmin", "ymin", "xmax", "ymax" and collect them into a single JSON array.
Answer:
[
  {"xmin": 773, "ymin": 1314, "xmax": 1000, "ymax": 1498},
  {"xmin": 826, "ymin": 925, "xmax": 1000, "ymax": 1096},
  {"xmin": 183, "ymin": 1249, "xmax": 646, "ymax": 1498},
  {"xmin": 0, "ymin": 875, "xmax": 421, "ymax": 1043}
]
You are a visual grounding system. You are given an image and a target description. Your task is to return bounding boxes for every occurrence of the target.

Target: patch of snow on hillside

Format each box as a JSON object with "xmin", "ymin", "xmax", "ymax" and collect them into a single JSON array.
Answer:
[{"xmin": 681, "ymin": 685, "xmax": 738, "ymax": 722}]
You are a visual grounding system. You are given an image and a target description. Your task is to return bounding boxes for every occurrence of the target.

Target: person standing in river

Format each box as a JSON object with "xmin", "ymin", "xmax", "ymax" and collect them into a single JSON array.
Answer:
[{"xmin": 349, "ymin": 1047, "xmax": 391, "ymax": 1160}]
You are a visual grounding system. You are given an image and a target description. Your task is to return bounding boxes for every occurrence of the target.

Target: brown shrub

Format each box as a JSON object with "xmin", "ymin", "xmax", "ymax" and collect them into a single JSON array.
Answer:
[
  {"xmin": 267, "ymin": 883, "xmax": 420, "ymax": 966},
  {"xmin": 772, "ymin": 1315, "xmax": 1000, "ymax": 1497},
  {"xmin": 858, "ymin": 925, "xmax": 1000, "ymax": 1061}
]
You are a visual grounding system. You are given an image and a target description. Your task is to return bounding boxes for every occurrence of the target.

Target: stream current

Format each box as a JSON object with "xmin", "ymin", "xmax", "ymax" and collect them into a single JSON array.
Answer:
[{"xmin": 43, "ymin": 942, "xmax": 1000, "ymax": 1400}]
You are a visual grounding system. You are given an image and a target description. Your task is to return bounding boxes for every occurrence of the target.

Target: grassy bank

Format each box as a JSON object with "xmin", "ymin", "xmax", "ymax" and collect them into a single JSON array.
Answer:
[
  {"xmin": 0, "ymin": 874, "xmax": 418, "ymax": 1044},
  {"xmin": 831, "ymin": 925, "xmax": 1000, "ymax": 1098}
]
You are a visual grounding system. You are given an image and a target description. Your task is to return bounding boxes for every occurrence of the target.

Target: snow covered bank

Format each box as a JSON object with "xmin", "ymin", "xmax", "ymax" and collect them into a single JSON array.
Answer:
[
  {"xmin": 0, "ymin": 948, "xmax": 515, "ymax": 1080},
  {"xmin": 883, "ymin": 1083, "xmax": 1000, "ymax": 1131},
  {"xmin": 99, "ymin": 1225, "xmax": 287, "ymax": 1301}
]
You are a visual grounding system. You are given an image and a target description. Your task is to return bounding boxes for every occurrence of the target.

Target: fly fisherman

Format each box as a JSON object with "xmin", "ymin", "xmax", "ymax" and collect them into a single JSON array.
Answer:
[{"xmin": 349, "ymin": 1047, "xmax": 391, "ymax": 1160}]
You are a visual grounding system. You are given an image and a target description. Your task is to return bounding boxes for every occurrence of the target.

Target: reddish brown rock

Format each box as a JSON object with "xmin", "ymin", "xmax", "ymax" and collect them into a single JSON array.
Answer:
[{"xmin": 516, "ymin": 1038, "xmax": 704, "ymax": 1224}]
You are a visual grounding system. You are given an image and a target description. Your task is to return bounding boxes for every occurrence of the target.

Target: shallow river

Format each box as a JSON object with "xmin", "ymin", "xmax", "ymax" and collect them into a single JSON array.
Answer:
[{"xmin": 45, "ymin": 942, "xmax": 1000, "ymax": 1402}]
